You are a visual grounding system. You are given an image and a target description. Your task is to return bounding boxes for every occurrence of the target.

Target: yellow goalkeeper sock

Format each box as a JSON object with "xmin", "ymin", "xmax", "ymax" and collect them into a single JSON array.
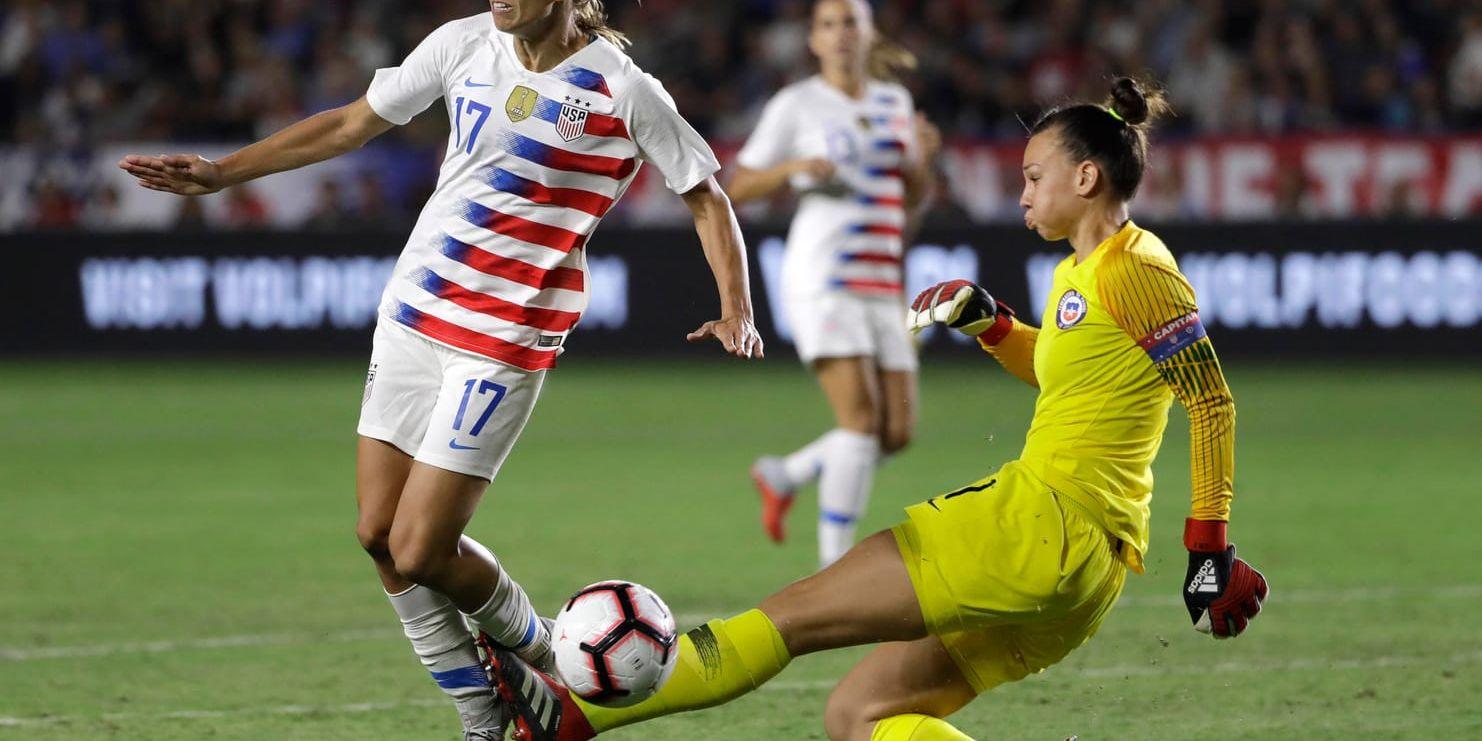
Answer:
[
  {"xmin": 577, "ymin": 609, "xmax": 791, "ymax": 733},
  {"xmin": 871, "ymin": 714, "xmax": 975, "ymax": 740}
]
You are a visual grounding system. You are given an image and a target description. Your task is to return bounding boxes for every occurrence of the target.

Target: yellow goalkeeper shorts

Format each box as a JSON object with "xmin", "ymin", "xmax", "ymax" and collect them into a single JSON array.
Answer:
[{"xmin": 891, "ymin": 460, "xmax": 1127, "ymax": 693}]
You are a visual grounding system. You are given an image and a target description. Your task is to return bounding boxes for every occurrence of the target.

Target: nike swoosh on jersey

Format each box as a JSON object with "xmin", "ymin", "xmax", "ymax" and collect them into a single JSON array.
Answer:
[
  {"xmin": 449, "ymin": 438, "xmax": 481, "ymax": 450},
  {"xmin": 464, "ymin": 78, "xmax": 494, "ymax": 88}
]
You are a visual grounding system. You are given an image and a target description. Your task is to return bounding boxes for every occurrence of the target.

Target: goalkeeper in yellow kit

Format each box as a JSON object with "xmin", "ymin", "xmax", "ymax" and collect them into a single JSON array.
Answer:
[{"xmin": 484, "ymin": 76, "xmax": 1270, "ymax": 741}]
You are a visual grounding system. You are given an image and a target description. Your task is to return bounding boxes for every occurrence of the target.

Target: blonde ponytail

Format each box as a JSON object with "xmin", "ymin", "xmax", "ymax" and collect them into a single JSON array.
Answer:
[
  {"xmin": 866, "ymin": 36, "xmax": 916, "ymax": 82},
  {"xmin": 573, "ymin": 0, "xmax": 631, "ymax": 49}
]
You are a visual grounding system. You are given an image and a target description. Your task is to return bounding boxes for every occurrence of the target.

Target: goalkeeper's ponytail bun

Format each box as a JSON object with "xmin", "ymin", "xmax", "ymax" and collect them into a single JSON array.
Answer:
[
  {"xmin": 1107, "ymin": 76, "xmax": 1167, "ymax": 127},
  {"xmin": 1030, "ymin": 76, "xmax": 1171, "ymax": 200}
]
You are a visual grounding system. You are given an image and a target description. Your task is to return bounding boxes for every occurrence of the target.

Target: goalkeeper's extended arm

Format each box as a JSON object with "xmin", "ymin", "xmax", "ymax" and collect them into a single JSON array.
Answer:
[
  {"xmin": 908, "ymin": 280, "xmax": 1039, "ymax": 387},
  {"xmin": 1097, "ymin": 249, "xmax": 1269, "ymax": 639},
  {"xmin": 1161, "ymin": 338, "xmax": 1268, "ymax": 638}
]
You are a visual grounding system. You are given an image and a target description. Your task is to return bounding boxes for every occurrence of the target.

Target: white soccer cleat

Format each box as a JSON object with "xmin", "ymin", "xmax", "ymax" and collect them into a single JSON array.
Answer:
[{"xmin": 457, "ymin": 688, "xmax": 507, "ymax": 741}]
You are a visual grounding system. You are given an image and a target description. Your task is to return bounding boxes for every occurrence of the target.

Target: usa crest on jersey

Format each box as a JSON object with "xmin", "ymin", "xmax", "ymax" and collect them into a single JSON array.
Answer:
[{"xmin": 556, "ymin": 102, "xmax": 588, "ymax": 141}]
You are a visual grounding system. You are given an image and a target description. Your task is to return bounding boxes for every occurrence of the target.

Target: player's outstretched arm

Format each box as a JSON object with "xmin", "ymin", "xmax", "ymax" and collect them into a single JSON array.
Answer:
[
  {"xmin": 681, "ymin": 176, "xmax": 764, "ymax": 359},
  {"xmin": 901, "ymin": 112, "xmax": 941, "ymax": 240},
  {"xmin": 1098, "ymin": 251, "xmax": 1268, "ymax": 639},
  {"xmin": 117, "ymin": 96, "xmax": 394, "ymax": 196},
  {"xmin": 1161, "ymin": 338, "xmax": 1268, "ymax": 639},
  {"xmin": 725, "ymin": 159, "xmax": 836, "ymax": 205},
  {"xmin": 908, "ymin": 280, "xmax": 1040, "ymax": 387}
]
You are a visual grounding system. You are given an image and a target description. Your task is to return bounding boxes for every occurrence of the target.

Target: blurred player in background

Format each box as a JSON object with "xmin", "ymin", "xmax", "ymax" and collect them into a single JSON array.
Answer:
[
  {"xmin": 119, "ymin": 1, "xmax": 761, "ymax": 738},
  {"xmin": 731, "ymin": 0, "xmax": 940, "ymax": 567},
  {"xmin": 484, "ymin": 77, "xmax": 1270, "ymax": 741}
]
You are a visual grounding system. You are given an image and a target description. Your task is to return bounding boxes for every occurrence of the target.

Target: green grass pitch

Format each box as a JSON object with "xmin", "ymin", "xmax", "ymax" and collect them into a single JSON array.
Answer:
[{"xmin": 2, "ymin": 358, "xmax": 1479, "ymax": 739}]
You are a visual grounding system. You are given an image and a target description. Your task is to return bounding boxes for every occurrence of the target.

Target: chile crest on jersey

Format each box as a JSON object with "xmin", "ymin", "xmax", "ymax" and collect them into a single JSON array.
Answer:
[{"xmin": 1056, "ymin": 289, "xmax": 1088, "ymax": 329}]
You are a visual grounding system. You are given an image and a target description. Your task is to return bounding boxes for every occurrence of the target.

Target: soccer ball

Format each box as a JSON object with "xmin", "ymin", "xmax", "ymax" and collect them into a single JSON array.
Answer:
[{"xmin": 551, "ymin": 580, "xmax": 679, "ymax": 707}]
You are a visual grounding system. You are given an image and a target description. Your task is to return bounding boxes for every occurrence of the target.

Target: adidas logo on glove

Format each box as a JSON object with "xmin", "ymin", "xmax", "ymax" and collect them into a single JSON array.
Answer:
[{"xmin": 1187, "ymin": 558, "xmax": 1220, "ymax": 594}]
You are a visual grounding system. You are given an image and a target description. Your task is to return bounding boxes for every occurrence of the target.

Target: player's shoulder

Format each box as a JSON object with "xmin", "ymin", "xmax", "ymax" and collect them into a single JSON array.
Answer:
[
  {"xmin": 1100, "ymin": 222, "xmax": 1179, "ymax": 276},
  {"xmin": 566, "ymin": 38, "xmax": 658, "ymax": 103},
  {"xmin": 777, "ymin": 77, "xmax": 824, "ymax": 101},
  {"xmin": 1095, "ymin": 222, "xmax": 1196, "ymax": 309},
  {"xmin": 744, "ymin": 77, "xmax": 815, "ymax": 118}
]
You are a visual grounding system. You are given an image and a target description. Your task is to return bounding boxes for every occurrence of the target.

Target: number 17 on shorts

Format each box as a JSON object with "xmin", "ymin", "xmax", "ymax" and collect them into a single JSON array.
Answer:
[
  {"xmin": 420, "ymin": 362, "xmax": 545, "ymax": 481},
  {"xmin": 358, "ymin": 322, "xmax": 546, "ymax": 481},
  {"xmin": 449, "ymin": 379, "xmax": 508, "ymax": 451}
]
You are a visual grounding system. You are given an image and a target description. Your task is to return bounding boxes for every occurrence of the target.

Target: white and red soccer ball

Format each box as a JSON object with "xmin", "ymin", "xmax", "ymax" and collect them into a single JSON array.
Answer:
[{"xmin": 551, "ymin": 580, "xmax": 679, "ymax": 707}]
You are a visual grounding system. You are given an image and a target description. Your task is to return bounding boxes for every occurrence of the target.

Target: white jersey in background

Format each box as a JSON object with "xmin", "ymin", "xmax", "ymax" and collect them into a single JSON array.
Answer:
[
  {"xmin": 366, "ymin": 14, "xmax": 720, "ymax": 371},
  {"xmin": 737, "ymin": 76, "xmax": 917, "ymax": 300}
]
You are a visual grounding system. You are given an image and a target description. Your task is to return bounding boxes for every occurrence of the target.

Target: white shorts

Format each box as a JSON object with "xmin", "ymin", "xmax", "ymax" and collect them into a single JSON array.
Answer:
[
  {"xmin": 357, "ymin": 320, "xmax": 544, "ymax": 481},
  {"xmin": 786, "ymin": 292, "xmax": 919, "ymax": 372}
]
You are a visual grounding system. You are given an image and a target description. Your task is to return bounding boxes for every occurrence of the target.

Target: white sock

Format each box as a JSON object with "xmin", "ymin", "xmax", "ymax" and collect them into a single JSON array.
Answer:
[
  {"xmin": 461, "ymin": 541, "xmax": 551, "ymax": 669},
  {"xmin": 817, "ymin": 429, "xmax": 881, "ymax": 567},
  {"xmin": 386, "ymin": 585, "xmax": 501, "ymax": 733},
  {"xmin": 781, "ymin": 432, "xmax": 831, "ymax": 490}
]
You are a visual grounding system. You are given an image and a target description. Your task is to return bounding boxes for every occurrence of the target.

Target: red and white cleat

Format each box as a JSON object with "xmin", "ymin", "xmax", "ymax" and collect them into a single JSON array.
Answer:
[
  {"xmin": 478, "ymin": 633, "xmax": 596, "ymax": 741},
  {"xmin": 750, "ymin": 456, "xmax": 796, "ymax": 544}
]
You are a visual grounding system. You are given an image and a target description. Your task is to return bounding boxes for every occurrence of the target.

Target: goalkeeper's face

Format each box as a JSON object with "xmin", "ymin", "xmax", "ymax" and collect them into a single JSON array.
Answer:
[{"xmin": 1018, "ymin": 129, "xmax": 1093, "ymax": 242}]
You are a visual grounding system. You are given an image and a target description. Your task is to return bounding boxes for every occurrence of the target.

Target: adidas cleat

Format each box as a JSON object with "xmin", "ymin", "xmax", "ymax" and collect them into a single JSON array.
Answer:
[
  {"xmin": 479, "ymin": 637, "xmax": 595, "ymax": 741},
  {"xmin": 751, "ymin": 456, "xmax": 796, "ymax": 544}
]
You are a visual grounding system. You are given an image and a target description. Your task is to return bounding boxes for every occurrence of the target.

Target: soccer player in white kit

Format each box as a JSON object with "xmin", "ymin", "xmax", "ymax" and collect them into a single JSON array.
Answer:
[
  {"xmin": 118, "ymin": 1, "xmax": 762, "ymax": 738},
  {"xmin": 731, "ymin": 0, "xmax": 939, "ymax": 568}
]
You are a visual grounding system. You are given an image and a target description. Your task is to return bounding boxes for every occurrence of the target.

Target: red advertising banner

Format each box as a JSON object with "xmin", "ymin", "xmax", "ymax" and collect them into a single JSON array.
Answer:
[
  {"xmin": 606, "ymin": 134, "xmax": 1482, "ymax": 225},
  {"xmin": 4, "ymin": 134, "xmax": 1478, "ymax": 230}
]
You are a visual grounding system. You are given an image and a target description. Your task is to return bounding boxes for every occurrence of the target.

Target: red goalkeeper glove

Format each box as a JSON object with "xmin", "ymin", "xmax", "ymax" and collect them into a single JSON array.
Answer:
[
  {"xmin": 1182, "ymin": 519, "xmax": 1270, "ymax": 638},
  {"xmin": 908, "ymin": 280, "xmax": 1014, "ymax": 343}
]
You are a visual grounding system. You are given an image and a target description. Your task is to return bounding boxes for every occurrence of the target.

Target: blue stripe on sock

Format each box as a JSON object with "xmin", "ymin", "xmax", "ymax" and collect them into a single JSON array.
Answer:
[
  {"xmin": 430, "ymin": 665, "xmax": 490, "ymax": 690},
  {"xmin": 513, "ymin": 608, "xmax": 540, "ymax": 650},
  {"xmin": 820, "ymin": 510, "xmax": 857, "ymax": 525}
]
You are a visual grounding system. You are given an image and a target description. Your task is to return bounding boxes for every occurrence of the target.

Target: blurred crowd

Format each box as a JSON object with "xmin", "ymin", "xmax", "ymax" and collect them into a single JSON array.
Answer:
[{"xmin": 4, "ymin": 0, "xmax": 1481, "ymax": 229}]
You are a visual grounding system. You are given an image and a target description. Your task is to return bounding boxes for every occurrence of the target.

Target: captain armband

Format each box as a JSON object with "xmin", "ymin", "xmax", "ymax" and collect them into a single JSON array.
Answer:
[{"xmin": 1137, "ymin": 312, "xmax": 1207, "ymax": 363}]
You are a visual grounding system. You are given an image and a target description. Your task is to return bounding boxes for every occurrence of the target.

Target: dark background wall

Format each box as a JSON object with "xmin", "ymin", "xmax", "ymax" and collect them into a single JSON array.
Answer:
[{"xmin": 6, "ymin": 220, "xmax": 1479, "ymax": 359}]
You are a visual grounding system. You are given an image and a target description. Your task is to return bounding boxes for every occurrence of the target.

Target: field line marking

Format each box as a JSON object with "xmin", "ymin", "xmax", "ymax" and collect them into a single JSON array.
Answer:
[
  {"xmin": 678, "ymin": 582, "xmax": 1482, "ymax": 623},
  {"xmin": 3, "ymin": 650, "xmax": 1478, "ymax": 728},
  {"xmin": 0, "ymin": 698, "xmax": 448, "ymax": 728},
  {"xmin": 1114, "ymin": 583, "xmax": 1482, "ymax": 608},
  {"xmin": 3, "ymin": 583, "xmax": 1478, "ymax": 663},
  {"xmin": 0, "ymin": 628, "xmax": 389, "ymax": 661},
  {"xmin": 764, "ymin": 648, "xmax": 1482, "ymax": 689}
]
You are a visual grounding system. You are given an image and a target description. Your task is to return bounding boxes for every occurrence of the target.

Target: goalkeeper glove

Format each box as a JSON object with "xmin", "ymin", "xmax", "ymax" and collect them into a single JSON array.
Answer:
[
  {"xmin": 908, "ymin": 280, "xmax": 1014, "ymax": 342},
  {"xmin": 1183, "ymin": 519, "xmax": 1270, "ymax": 638}
]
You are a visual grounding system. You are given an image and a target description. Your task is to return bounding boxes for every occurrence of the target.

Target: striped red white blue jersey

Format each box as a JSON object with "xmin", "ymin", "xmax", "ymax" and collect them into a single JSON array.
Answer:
[
  {"xmin": 737, "ymin": 76, "xmax": 917, "ymax": 299},
  {"xmin": 365, "ymin": 15, "xmax": 720, "ymax": 371}
]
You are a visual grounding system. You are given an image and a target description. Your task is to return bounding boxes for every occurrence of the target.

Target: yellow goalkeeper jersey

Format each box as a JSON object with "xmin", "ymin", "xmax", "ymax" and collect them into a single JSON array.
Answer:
[{"xmin": 984, "ymin": 221, "xmax": 1235, "ymax": 573}]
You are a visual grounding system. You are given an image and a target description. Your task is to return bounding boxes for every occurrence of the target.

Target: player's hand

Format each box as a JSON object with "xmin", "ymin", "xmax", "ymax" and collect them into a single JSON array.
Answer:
[
  {"xmin": 117, "ymin": 154, "xmax": 227, "ymax": 196},
  {"xmin": 1182, "ymin": 519, "xmax": 1269, "ymax": 639},
  {"xmin": 687, "ymin": 315, "xmax": 764, "ymax": 359},
  {"xmin": 908, "ymin": 279, "xmax": 1002, "ymax": 336},
  {"xmin": 789, "ymin": 158, "xmax": 836, "ymax": 181},
  {"xmin": 913, "ymin": 112, "xmax": 942, "ymax": 161}
]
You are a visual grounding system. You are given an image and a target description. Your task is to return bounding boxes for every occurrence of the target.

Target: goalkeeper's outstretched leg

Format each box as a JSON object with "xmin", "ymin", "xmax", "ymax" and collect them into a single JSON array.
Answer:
[{"xmin": 485, "ymin": 530, "xmax": 982, "ymax": 740}]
